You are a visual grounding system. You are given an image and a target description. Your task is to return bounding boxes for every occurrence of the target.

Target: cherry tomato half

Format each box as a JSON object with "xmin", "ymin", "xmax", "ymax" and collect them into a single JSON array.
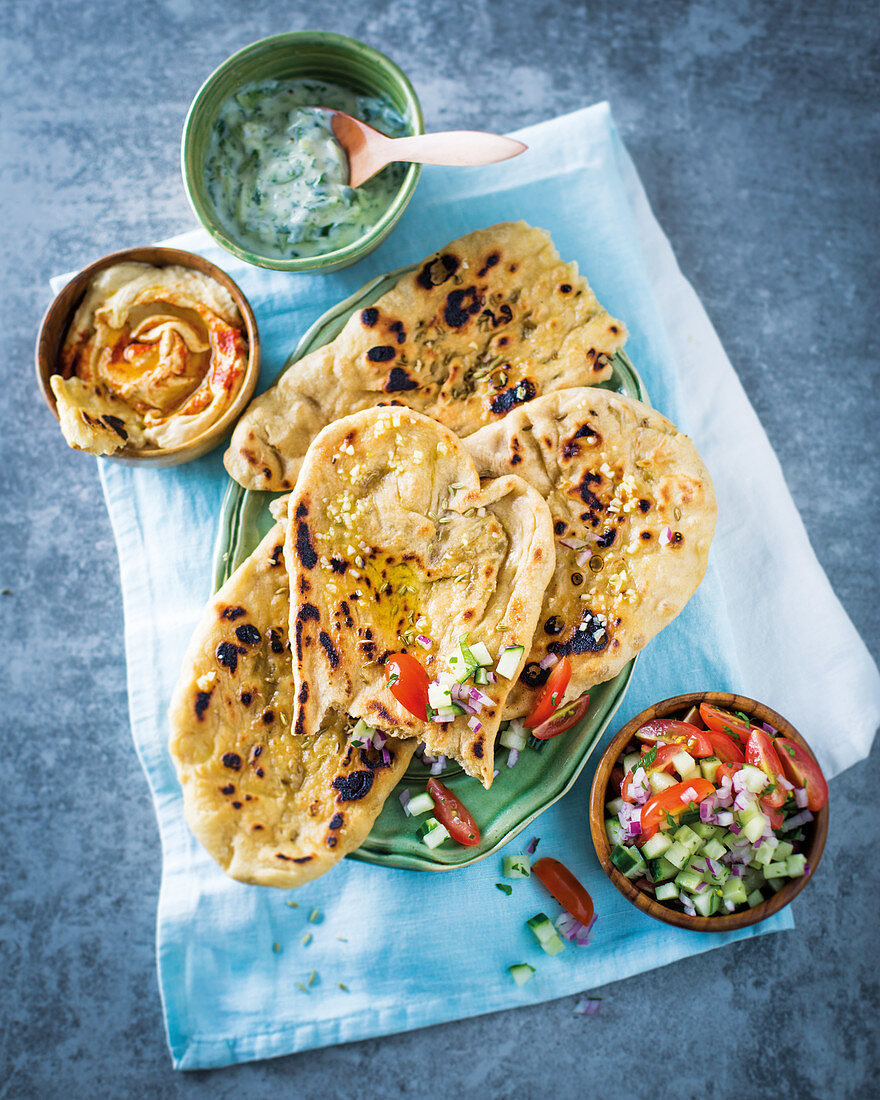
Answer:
[
  {"xmin": 426, "ymin": 779, "xmax": 481, "ymax": 845},
  {"xmin": 745, "ymin": 730, "xmax": 786, "ymax": 808},
  {"xmin": 385, "ymin": 652, "xmax": 429, "ymax": 722},
  {"xmin": 705, "ymin": 730, "xmax": 746, "ymax": 765},
  {"xmin": 532, "ymin": 857, "xmax": 594, "ymax": 926},
  {"xmin": 699, "ymin": 703, "xmax": 750, "ymax": 743},
  {"xmin": 525, "ymin": 657, "xmax": 572, "ymax": 729},
  {"xmin": 635, "ymin": 719, "xmax": 713, "ymax": 758},
  {"xmin": 761, "ymin": 800, "xmax": 784, "ymax": 830},
  {"xmin": 715, "ymin": 761, "xmax": 742, "ymax": 787},
  {"xmin": 639, "ymin": 778, "xmax": 715, "ymax": 842},
  {"xmin": 621, "ymin": 744, "xmax": 682, "ymax": 802},
  {"xmin": 530, "ymin": 690, "xmax": 590, "ymax": 740},
  {"xmin": 774, "ymin": 737, "xmax": 829, "ymax": 811}
]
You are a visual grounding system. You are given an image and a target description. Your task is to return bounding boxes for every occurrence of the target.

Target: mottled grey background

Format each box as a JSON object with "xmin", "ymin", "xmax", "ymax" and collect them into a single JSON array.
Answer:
[{"xmin": 2, "ymin": 0, "xmax": 878, "ymax": 1096}]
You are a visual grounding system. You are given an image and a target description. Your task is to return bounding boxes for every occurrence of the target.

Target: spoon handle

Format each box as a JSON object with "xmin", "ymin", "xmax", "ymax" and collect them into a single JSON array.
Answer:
[{"xmin": 384, "ymin": 131, "xmax": 527, "ymax": 169}]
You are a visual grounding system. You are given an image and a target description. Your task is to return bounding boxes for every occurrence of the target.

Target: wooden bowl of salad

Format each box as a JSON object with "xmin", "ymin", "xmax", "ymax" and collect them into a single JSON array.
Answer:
[{"xmin": 589, "ymin": 692, "xmax": 829, "ymax": 932}]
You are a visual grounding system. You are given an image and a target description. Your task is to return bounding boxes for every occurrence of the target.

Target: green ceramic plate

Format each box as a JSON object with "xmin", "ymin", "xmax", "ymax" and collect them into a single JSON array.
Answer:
[{"xmin": 212, "ymin": 265, "xmax": 647, "ymax": 870}]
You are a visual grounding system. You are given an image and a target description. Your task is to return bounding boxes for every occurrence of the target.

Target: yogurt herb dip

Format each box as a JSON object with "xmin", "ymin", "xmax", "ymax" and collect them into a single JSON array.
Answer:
[{"xmin": 204, "ymin": 78, "xmax": 410, "ymax": 259}]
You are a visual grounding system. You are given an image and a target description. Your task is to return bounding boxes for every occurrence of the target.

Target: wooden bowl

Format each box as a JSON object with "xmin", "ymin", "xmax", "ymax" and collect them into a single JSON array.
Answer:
[
  {"xmin": 35, "ymin": 246, "xmax": 260, "ymax": 467},
  {"xmin": 589, "ymin": 692, "xmax": 829, "ymax": 932}
]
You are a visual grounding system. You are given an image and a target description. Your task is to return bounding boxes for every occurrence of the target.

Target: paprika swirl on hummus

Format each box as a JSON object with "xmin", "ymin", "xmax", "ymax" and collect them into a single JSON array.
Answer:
[{"xmin": 51, "ymin": 262, "xmax": 248, "ymax": 455}]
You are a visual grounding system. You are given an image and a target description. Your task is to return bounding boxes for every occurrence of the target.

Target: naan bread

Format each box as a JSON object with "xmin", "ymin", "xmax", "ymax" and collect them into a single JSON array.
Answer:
[
  {"xmin": 225, "ymin": 222, "xmax": 627, "ymax": 491},
  {"xmin": 464, "ymin": 389, "xmax": 717, "ymax": 716},
  {"xmin": 168, "ymin": 524, "xmax": 415, "ymax": 888},
  {"xmin": 50, "ymin": 375, "xmax": 146, "ymax": 454},
  {"xmin": 285, "ymin": 406, "xmax": 555, "ymax": 787}
]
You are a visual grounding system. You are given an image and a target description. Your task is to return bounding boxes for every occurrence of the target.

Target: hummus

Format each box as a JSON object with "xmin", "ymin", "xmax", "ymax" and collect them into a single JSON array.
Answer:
[{"xmin": 52, "ymin": 262, "xmax": 248, "ymax": 454}]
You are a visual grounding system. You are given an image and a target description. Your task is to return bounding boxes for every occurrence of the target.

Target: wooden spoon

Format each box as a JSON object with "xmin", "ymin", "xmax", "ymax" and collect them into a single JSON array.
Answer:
[{"xmin": 327, "ymin": 111, "xmax": 527, "ymax": 188}]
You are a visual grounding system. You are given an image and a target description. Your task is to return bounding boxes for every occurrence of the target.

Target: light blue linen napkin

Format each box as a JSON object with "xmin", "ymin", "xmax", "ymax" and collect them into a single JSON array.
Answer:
[{"xmin": 71, "ymin": 102, "xmax": 879, "ymax": 1070}]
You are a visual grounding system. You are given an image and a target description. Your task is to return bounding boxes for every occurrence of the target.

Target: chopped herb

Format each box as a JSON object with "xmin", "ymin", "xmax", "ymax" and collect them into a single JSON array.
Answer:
[
  {"xmin": 723, "ymin": 725, "xmax": 743, "ymax": 743},
  {"xmin": 496, "ymin": 883, "xmax": 513, "ymax": 895},
  {"xmin": 0, "ymin": 588, "xmax": 11, "ymax": 596},
  {"xmin": 273, "ymin": 942, "xmax": 282, "ymax": 953},
  {"xmin": 301, "ymin": 932, "xmax": 312, "ymax": 946},
  {"xmin": 733, "ymin": 710, "xmax": 752, "ymax": 724},
  {"xmin": 640, "ymin": 745, "xmax": 658, "ymax": 769},
  {"xmin": 764, "ymin": 783, "xmax": 776, "ymax": 795},
  {"xmin": 308, "ymin": 908, "xmax": 321, "ymax": 923},
  {"xmin": 307, "ymin": 970, "xmax": 318, "ymax": 987},
  {"xmin": 336, "ymin": 936, "xmax": 348, "ymax": 942},
  {"xmin": 783, "ymin": 744, "xmax": 797, "ymax": 758},
  {"xmin": 286, "ymin": 900, "xmax": 299, "ymax": 908},
  {"xmin": 665, "ymin": 811, "xmax": 676, "ymax": 829},
  {"xmin": 338, "ymin": 983, "xmax": 349, "ymax": 992},
  {"xmin": 295, "ymin": 982, "xmax": 308, "ymax": 993}
]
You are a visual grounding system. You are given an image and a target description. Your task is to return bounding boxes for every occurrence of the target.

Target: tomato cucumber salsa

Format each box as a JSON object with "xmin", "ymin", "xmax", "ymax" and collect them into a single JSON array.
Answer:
[
  {"xmin": 605, "ymin": 703, "xmax": 828, "ymax": 917},
  {"xmin": 204, "ymin": 78, "xmax": 410, "ymax": 259}
]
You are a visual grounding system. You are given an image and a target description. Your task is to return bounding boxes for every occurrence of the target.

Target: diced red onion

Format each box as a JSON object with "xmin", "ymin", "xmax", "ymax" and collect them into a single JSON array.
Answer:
[
  {"xmin": 783, "ymin": 809, "xmax": 814, "ymax": 830},
  {"xmin": 493, "ymin": 769, "xmax": 500, "ymax": 780},
  {"xmin": 714, "ymin": 789, "xmax": 733, "ymax": 809},
  {"xmin": 525, "ymin": 836, "xmax": 540, "ymax": 855},
  {"xmin": 507, "ymin": 748, "xmax": 520, "ymax": 768},
  {"xmin": 694, "ymin": 881, "xmax": 707, "ymax": 893},
  {"xmin": 623, "ymin": 819, "xmax": 642, "ymax": 838},
  {"xmin": 430, "ymin": 759, "xmax": 444, "ymax": 775},
  {"xmin": 558, "ymin": 536, "xmax": 587, "ymax": 550},
  {"xmin": 803, "ymin": 862, "xmax": 811, "ymax": 875},
  {"xmin": 729, "ymin": 821, "xmax": 742, "ymax": 835},
  {"xmin": 467, "ymin": 715, "xmax": 482, "ymax": 732},
  {"xmin": 432, "ymin": 711, "xmax": 455, "ymax": 724},
  {"xmin": 715, "ymin": 811, "xmax": 734, "ymax": 826},
  {"xmin": 469, "ymin": 687, "xmax": 494, "ymax": 709},
  {"xmin": 398, "ymin": 789, "xmax": 411, "ymax": 812},
  {"xmin": 372, "ymin": 731, "xmax": 387, "ymax": 750},
  {"xmin": 705, "ymin": 857, "xmax": 722, "ymax": 877},
  {"xmin": 680, "ymin": 786, "xmax": 697, "ymax": 804},
  {"xmin": 732, "ymin": 771, "xmax": 750, "ymax": 794},
  {"xmin": 761, "ymin": 721, "xmax": 777, "ymax": 735},
  {"xmin": 724, "ymin": 899, "xmax": 736, "ymax": 913},
  {"xmin": 700, "ymin": 802, "xmax": 716, "ymax": 823},
  {"xmin": 381, "ymin": 747, "xmax": 391, "ymax": 766},
  {"xmin": 733, "ymin": 791, "xmax": 754, "ymax": 811},
  {"xmin": 416, "ymin": 634, "xmax": 432, "ymax": 650},
  {"xmin": 574, "ymin": 997, "xmax": 601, "ymax": 1016},
  {"xmin": 539, "ymin": 653, "xmax": 559, "ymax": 670},
  {"xmin": 794, "ymin": 787, "xmax": 809, "ymax": 809},
  {"xmin": 730, "ymin": 864, "xmax": 745, "ymax": 878},
  {"xmin": 487, "ymin": 671, "xmax": 497, "ymax": 684},
  {"xmin": 778, "ymin": 776, "xmax": 794, "ymax": 791}
]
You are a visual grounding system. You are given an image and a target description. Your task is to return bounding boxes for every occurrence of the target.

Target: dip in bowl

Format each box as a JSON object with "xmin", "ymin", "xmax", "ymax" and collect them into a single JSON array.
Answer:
[
  {"xmin": 588, "ymin": 692, "xmax": 829, "ymax": 932},
  {"xmin": 36, "ymin": 246, "xmax": 260, "ymax": 467},
  {"xmin": 182, "ymin": 32, "xmax": 424, "ymax": 272}
]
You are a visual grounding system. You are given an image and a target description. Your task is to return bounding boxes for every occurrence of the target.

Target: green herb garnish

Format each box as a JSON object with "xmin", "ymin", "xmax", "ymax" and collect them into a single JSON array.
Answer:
[
  {"xmin": 496, "ymin": 883, "xmax": 513, "ymax": 895},
  {"xmin": 301, "ymin": 932, "xmax": 312, "ymax": 946},
  {"xmin": 640, "ymin": 745, "xmax": 658, "ymax": 769}
]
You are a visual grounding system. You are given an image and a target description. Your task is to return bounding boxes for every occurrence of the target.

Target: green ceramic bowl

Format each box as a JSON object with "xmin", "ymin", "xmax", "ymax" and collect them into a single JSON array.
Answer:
[
  {"xmin": 212, "ymin": 263, "xmax": 648, "ymax": 870},
  {"xmin": 181, "ymin": 32, "xmax": 424, "ymax": 272}
]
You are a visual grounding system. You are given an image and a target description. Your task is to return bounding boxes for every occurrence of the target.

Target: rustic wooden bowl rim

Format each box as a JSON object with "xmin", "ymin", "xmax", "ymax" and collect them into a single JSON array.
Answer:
[
  {"xmin": 35, "ymin": 245, "xmax": 260, "ymax": 466},
  {"xmin": 588, "ymin": 691, "xmax": 829, "ymax": 932}
]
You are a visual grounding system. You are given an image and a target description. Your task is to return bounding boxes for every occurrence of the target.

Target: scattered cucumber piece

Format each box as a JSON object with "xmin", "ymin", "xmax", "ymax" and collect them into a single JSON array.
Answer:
[
  {"xmin": 496, "ymin": 645, "xmax": 524, "ymax": 680},
  {"xmin": 509, "ymin": 963, "xmax": 535, "ymax": 986},
  {"xmin": 699, "ymin": 756, "xmax": 721, "ymax": 783},
  {"xmin": 655, "ymin": 881, "xmax": 679, "ymax": 902},
  {"xmin": 526, "ymin": 913, "xmax": 566, "ymax": 956},
  {"xmin": 503, "ymin": 854, "xmax": 531, "ymax": 879},
  {"xmin": 416, "ymin": 817, "xmax": 449, "ymax": 848},
  {"xmin": 640, "ymin": 832, "xmax": 673, "ymax": 860},
  {"xmin": 406, "ymin": 792, "xmax": 435, "ymax": 817}
]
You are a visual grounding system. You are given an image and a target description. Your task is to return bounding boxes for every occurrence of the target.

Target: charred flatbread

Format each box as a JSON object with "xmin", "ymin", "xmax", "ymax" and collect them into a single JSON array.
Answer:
[
  {"xmin": 225, "ymin": 222, "xmax": 627, "ymax": 491},
  {"xmin": 168, "ymin": 524, "xmax": 415, "ymax": 888},
  {"xmin": 463, "ymin": 388, "xmax": 717, "ymax": 716},
  {"xmin": 285, "ymin": 406, "xmax": 555, "ymax": 787}
]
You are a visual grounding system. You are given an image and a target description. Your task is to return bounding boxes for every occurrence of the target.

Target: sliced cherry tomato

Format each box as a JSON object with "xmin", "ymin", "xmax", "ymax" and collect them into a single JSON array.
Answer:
[
  {"xmin": 705, "ymin": 730, "xmax": 746, "ymax": 765},
  {"xmin": 385, "ymin": 652, "xmax": 429, "ymax": 722},
  {"xmin": 530, "ymin": 690, "xmax": 590, "ymax": 740},
  {"xmin": 621, "ymin": 743, "xmax": 682, "ymax": 802},
  {"xmin": 699, "ymin": 703, "xmax": 750, "ymax": 744},
  {"xmin": 532, "ymin": 857, "xmax": 595, "ymax": 926},
  {"xmin": 715, "ymin": 761, "xmax": 742, "ymax": 787},
  {"xmin": 426, "ymin": 778, "xmax": 480, "ymax": 845},
  {"xmin": 525, "ymin": 657, "xmax": 572, "ymax": 729},
  {"xmin": 634, "ymin": 719, "xmax": 713, "ymax": 758},
  {"xmin": 638, "ymin": 778, "xmax": 715, "ymax": 843},
  {"xmin": 774, "ymin": 737, "xmax": 829, "ymax": 811},
  {"xmin": 761, "ymin": 801, "xmax": 784, "ymax": 830},
  {"xmin": 745, "ymin": 730, "xmax": 786, "ymax": 808}
]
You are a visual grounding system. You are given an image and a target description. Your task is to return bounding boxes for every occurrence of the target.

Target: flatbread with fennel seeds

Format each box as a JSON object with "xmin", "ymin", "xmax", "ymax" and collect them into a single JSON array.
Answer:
[
  {"xmin": 168, "ymin": 523, "xmax": 415, "ymax": 889},
  {"xmin": 463, "ymin": 388, "xmax": 717, "ymax": 717},
  {"xmin": 285, "ymin": 406, "xmax": 556, "ymax": 788},
  {"xmin": 224, "ymin": 221, "xmax": 627, "ymax": 491}
]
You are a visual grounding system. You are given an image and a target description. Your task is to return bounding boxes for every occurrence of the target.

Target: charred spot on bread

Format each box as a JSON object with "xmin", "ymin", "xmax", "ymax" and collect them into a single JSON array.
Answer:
[
  {"xmin": 221, "ymin": 752, "xmax": 242, "ymax": 770},
  {"xmin": 295, "ymin": 520, "xmax": 318, "ymax": 569},
  {"xmin": 444, "ymin": 286, "xmax": 482, "ymax": 328},
  {"xmin": 194, "ymin": 690, "xmax": 212, "ymax": 718},
  {"xmin": 220, "ymin": 606, "xmax": 247, "ymax": 621},
  {"xmin": 361, "ymin": 307, "xmax": 379, "ymax": 327},
  {"xmin": 216, "ymin": 641, "xmax": 244, "ymax": 673},
  {"xmin": 490, "ymin": 378, "xmax": 536, "ymax": 415},
  {"xmin": 416, "ymin": 253, "xmax": 458, "ymax": 289},
  {"xmin": 332, "ymin": 770, "xmax": 375, "ymax": 802},
  {"xmin": 235, "ymin": 624, "xmax": 261, "ymax": 646},
  {"xmin": 385, "ymin": 366, "xmax": 418, "ymax": 392}
]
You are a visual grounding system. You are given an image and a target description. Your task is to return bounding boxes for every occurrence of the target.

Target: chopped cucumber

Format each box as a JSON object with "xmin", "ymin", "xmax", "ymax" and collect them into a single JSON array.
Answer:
[
  {"xmin": 416, "ymin": 817, "xmax": 449, "ymax": 848},
  {"xmin": 671, "ymin": 749, "xmax": 695, "ymax": 777},
  {"xmin": 753, "ymin": 839, "xmax": 778, "ymax": 866},
  {"xmin": 526, "ymin": 913, "xmax": 566, "ymax": 956},
  {"xmin": 623, "ymin": 752, "xmax": 642, "ymax": 773},
  {"xmin": 764, "ymin": 860, "xmax": 789, "ymax": 878},
  {"xmin": 766, "ymin": 876, "xmax": 786, "ymax": 893},
  {"xmin": 406, "ymin": 792, "xmax": 435, "ymax": 817},
  {"xmin": 351, "ymin": 718, "xmax": 377, "ymax": 744},
  {"xmin": 774, "ymin": 840, "xmax": 794, "ymax": 861},
  {"xmin": 503, "ymin": 854, "xmax": 530, "ymax": 879},
  {"xmin": 664, "ymin": 841, "xmax": 692, "ymax": 870},
  {"xmin": 739, "ymin": 764, "xmax": 769, "ymax": 793},
  {"xmin": 640, "ymin": 832, "xmax": 673, "ymax": 860},
  {"xmin": 500, "ymin": 725, "xmax": 528, "ymax": 751},
  {"xmin": 649, "ymin": 771, "xmax": 678, "ymax": 795},
  {"xmin": 605, "ymin": 819, "xmax": 626, "ymax": 847},
  {"xmin": 747, "ymin": 888, "xmax": 765, "ymax": 908},
  {"xmin": 474, "ymin": 667, "xmax": 490, "ymax": 686},
  {"xmin": 648, "ymin": 857, "xmax": 678, "ymax": 883},
  {"xmin": 699, "ymin": 756, "xmax": 721, "ymax": 783},
  {"xmin": 605, "ymin": 796, "xmax": 625, "ymax": 815},
  {"xmin": 721, "ymin": 879, "xmax": 748, "ymax": 905},
  {"xmin": 741, "ymin": 813, "xmax": 770, "ymax": 844},
  {"xmin": 693, "ymin": 890, "xmax": 719, "ymax": 917},
  {"xmin": 655, "ymin": 881, "xmax": 679, "ymax": 902},
  {"xmin": 786, "ymin": 854, "xmax": 807, "ymax": 877},
  {"xmin": 719, "ymin": 830, "xmax": 742, "ymax": 850},
  {"xmin": 468, "ymin": 641, "xmax": 493, "ymax": 666},
  {"xmin": 673, "ymin": 824, "xmax": 702, "ymax": 856},
  {"xmin": 674, "ymin": 869, "xmax": 704, "ymax": 893},
  {"xmin": 508, "ymin": 963, "xmax": 535, "ymax": 986},
  {"xmin": 703, "ymin": 838, "xmax": 727, "ymax": 861},
  {"xmin": 693, "ymin": 822, "xmax": 721, "ymax": 841},
  {"xmin": 496, "ymin": 645, "xmax": 524, "ymax": 680},
  {"xmin": 428, "ymin": 682, "xmax": 453, "ymax": 710},
  {"xmin": 611, "ymin": 845, "xmax": 646, "ymax": 879}
]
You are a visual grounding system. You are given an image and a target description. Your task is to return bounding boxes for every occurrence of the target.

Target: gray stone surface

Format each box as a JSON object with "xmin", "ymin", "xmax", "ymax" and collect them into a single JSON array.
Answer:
[{"xmin": 2, "ymin": 0, "xmax": 878, "ymax": 1095}]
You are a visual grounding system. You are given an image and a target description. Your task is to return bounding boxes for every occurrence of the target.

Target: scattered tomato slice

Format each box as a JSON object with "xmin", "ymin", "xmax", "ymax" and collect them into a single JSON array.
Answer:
[
  {"xmin": 705, "ymin": 729, "xmax": 746, "ymax": 765},
  {"xmin": 639, "ymin": 778, "xmax": 715, "ymax": 842},
  {"xmin": 774, "ymin": 737, "xmax": 829, "ymax": 811},
  {"xmin": 385, "ymin": 652, "xmax": 429, "ymax": 722},
  {"xmin": 745, "ymin": 729, "xmax": 787, "ymax": 808},
  {"xmin": 532, "ymin": 857, "xmax": 594, "ymax": 926},
  {"xmin": 426, "ymin": 778, "xmax": 481, "ymax": 845},
  {"xmin": 525, "ymin": 657, "xmax": 572, "ymax": 729},
  {"xmin": 699, "ymin": 703, "xmax": 750, "ymax": 743},
  {"xmin": 635, "ymin": 719, "xmax": 713, "ymax": 758},
  {"xmin": 530, "ymin": 690, "xmax": 590, "ymax": 740}
]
